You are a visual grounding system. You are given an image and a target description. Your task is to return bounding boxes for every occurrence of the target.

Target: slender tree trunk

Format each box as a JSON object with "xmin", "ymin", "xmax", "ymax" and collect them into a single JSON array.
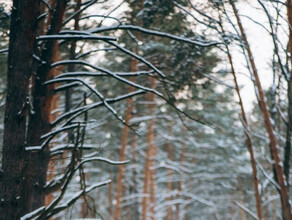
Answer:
[
  {"xmin": 184, "ymin": 150, "xmax": 196, "ymax": 220},
  {"xmin": 114, "ymin": 73, "xmax": 136, "ymax": 220},
  {"xmin": 166, "ymin": 124, "xmax": 173, "ymax": 220},
  {"xmin": 131, "ymin": 124, "xmax": 139, "ymax": 218},
  {"xmin": 45, "ymin": 41, "xmax": 62, "ymax": 210},
  {"xmin": 142, "ymin": 77, "xmax": 156, "ymax": 220},
  {"xmin": 230, "ymin": 2, "xmax": 292, "ymax": 219},
  {"xmin": 44, "ymin": 2, "xmax": 64, "ymax": 211},
  {"xmin": 220, "ymin": 24, "xmax": 263, "ymax": 217},
  {"xmin": 149, "ymin": 78, "xmax": 157, "ymax": 220},
  {"xmin": 176, "ymin": 140, "xmax": 186, "ymax": 220},
  {"xmin": 149, "ymin": 144, "xmax": 157, "ymax": 220},
  {"xmin": 228, "ymin": 51, "xmax": 263, "ymax": 220},
  {"xmin": 0, "ymin": 1, "xmax": 42, "ymax": 219},
  {"xmin": 142, "ymin": 150, "xmax": 150, "ymax": 220},
  {"xmin": 285, "ymin": 0, "xmax": 292, "ymax": 189},
  {"xmin": 108, "ymin": 170, "xmax": 114, "ymax": 217}
]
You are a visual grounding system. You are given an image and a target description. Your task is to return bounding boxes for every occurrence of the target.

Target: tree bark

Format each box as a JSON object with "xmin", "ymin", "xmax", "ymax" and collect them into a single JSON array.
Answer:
[
  {"xmin": 230, "ymin": 1, "xmax": 292, "ymax": 219},
  {"xmin": 0, "ymin": 1, "xmax": 42, "ymax": 219},
  {"xmin": 1, "ymin": 1, "xmax": 68, "ymax": 219}
]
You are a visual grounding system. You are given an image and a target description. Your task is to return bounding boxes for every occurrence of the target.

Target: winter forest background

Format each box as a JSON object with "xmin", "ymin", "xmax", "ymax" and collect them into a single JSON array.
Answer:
[{"xmin": 0, "ymin": 0, "xmax": 292, "ymax": 219}]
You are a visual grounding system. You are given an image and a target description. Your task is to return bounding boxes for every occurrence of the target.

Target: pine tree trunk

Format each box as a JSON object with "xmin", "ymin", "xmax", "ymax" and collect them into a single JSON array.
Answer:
[
  {"xmin": 0, "ymin": 1, "xmax": 43, "ymax": 218},
  {"xmin": 176, "ymin": 140, "xmax": 186, "ymax": 220},
  {"xmin": 131, "ymin": 125, "xmax": 139, "ymax": 218},
  {"xmin": 0, "ymin": 1, "xmax": 67, "ymax": 219},
  {"xmin": 217, "ymin": 12, "xmax": 263, "ymax": 219},
  {"xmin": 221, "ymin": 30, "xmax": 263, "ymax": 218},
  {"xmin": 141, "ymin": 149, "xmax": 150, "ymax": 220},
  {"xmin": 108, "ymin": 171, "xmax": 113, "ymax": 217},
  {"xmin": 114, "ymin": 70, "xmax": 136, "ymax": 220},
  {"xmin": 228, "ymin": 51, "xmax": 263, "ymax": 220},
  {"xmin": 166, "ymin": 124, "xmax": 173, "ymax": 220},
  {"xmin": 148, "ymin": 78, "xmax": 157, "ymax": 220},
  {"xmin": 142, "ymin": 77, "xmax": 156, "ymax": 220},
  {"xmin": 285, "ymin": 0, "xmax": 292, "ymax": 190},
  {"xmin": 230, "ymin": 1, "xmax": 292, "ymax": 219}
]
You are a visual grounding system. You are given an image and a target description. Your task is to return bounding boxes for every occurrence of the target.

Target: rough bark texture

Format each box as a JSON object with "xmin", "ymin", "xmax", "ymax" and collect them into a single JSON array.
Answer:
[
  {"xmin": 0, "ymin": 1, "xmax": 67, "ymax": 219},
  {"xmin": 0, "ymin": 1, "xmax": 42, "ymax": 219},
  {"xmin": 230, "ymin": 1, "xmax": 292, "ymax": 219}
]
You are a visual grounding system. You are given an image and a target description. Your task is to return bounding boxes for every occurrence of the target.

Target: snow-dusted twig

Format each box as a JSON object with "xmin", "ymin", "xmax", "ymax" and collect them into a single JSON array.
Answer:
[
  {"xmin": 37, "ymin": 34, "xmax": 116, "ymax": 41},
  {"xmin": 0, "ymin": 48, "xmax": 8, "ymax": 54},
  {"xmin": 90, "ymin": 25, "xmax": 223, "ymax": 47},
  {"xmin": 78, "ymin": 157, "xmax": 130, "ymax": 167},
  {"xmin": 44, "ymin": 180, "xmax": 111, "ymax": 219},
  {"xmin": 234, "ymin": 201, "xmax": 259, "ymax": 220},
  {"xmin": 51, "ymin": 90, "xmax": 145, "ymax": 127},
  {"xmin": 50, "ymin": 60, "xmax": 162, "ymax": 97},
  {"xmin": 105, "ymin": 40, "xmax": 165, "ymax": 77},
  {"xmin": 56, "ymin": 70, "xmax": 154, "ymax": 78},
  {"xmin": 20, "ymin": 206, "xmax": 46, "ymax": 220},
  {"xmin": 62, "ymin": 0, "xmax": 97, "ymax": 26}
]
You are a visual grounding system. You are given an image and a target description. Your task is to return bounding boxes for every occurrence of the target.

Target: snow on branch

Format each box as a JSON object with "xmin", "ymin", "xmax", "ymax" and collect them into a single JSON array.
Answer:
[
  {"xmin": 62, "ymin": 0, "xmax": 97, "ymax": 26},
  {"xmin": 78, "ymin": 157, "xmax": 130, "ymax": 167},
  {"xmin": 51, "ymin": 90, "xmax": 146, "ymax": 127},
  {"xmin": 46, "ymin": 180, "xmax": 111, "ymax": 217},
  {"xmin": 45, "ymin": 77, "xmax": 130, "ymax": 126},
  {"xmin": 41, "ymin": 180, "xmax": 111, "ymax": 220},
  {"xmin": 56, "ymin": 70, "xmax": 154, "ymax": 78},
  {"xmin": 50, "ymin": 60, "xmax": 162, "ymax": 97},
  {"xmin": 105, "ymin": 40, "xmax": 165, "ymax": 78},
  {"xmin": 0, "ymin": 48, "xmax": 8, "ymax": 54},
  {"xmin": 90, "ymin": 25, "xmax": 224, "ymax": 47},
  {"xmin": 37, "ymin": 34, "xmax": 116, "ymax": 41},
  {"xmin": 234, "ymin": 201, "xmax": 259, "ymax": 220},
  {"xmin": 20, "ymin": 206, "xmax": 46, "ymax": 220}
]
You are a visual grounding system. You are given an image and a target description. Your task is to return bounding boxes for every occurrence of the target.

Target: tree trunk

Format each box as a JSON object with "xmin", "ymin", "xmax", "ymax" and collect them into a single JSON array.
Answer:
[
  {"xmin": 148, "ymin": 78, "xmax": 157, "ymax": 220},
  {"xmin": 114, "ymin": 73, "xmax": 136, "ymax": 220},
  {"xmin": 166, "ymin": 124, "xmax": 173, "ymax": 220},
  {"xmin": 1, "ymin": 1, "xmax": 67, "ymax": 219},
  {"xmin": 108, "ymin": 170, "xmax": 114, "ymax": 217},
  {"xmin": 228, "ymin": 51, "xmax": 263, "ymax": 220},
  {"xmin": 230, "ymin": 1, "xmax": 292, "ymax": 219},
  {"xmin": 0, "ymin": 1, "xmax": 43, "ymax": 218},
  {"xmin": 142, "ymin": 77, "xmax": 156, "ymax": 220},
  {"xmin": 130, "ymin": 124, "xmax": 139, "ymax": 219},
  {"xmin": 221, "ymin": 29, "xmax": 263, "ymax": 218},
  {"xmin": 285, "ymin": 0, "xmax": 292, "ymax": 189},
  {"xmin": 176, "ymin": 140, "xmax": 186, "ymax": 220}
]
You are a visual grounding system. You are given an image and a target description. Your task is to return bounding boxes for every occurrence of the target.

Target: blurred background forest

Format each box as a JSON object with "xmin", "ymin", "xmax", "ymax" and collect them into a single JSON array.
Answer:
[{"xmin": 0, "ymin": 0, "xmax": 292, "ymax": 219}]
